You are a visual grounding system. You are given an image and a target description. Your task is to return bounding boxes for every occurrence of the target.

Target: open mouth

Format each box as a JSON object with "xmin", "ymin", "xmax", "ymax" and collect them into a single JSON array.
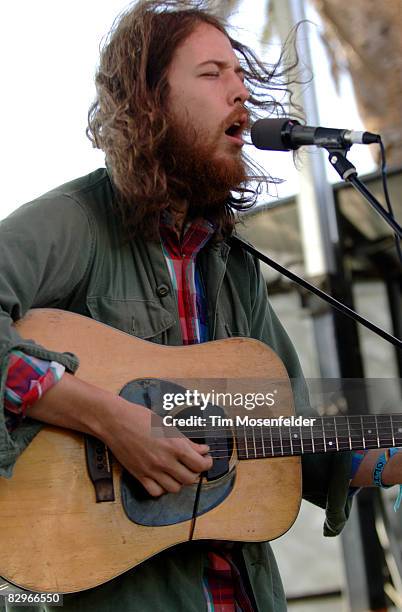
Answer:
[{"xmin": 225, "ymin": 122, "xmax": 243, "ymax": 140}]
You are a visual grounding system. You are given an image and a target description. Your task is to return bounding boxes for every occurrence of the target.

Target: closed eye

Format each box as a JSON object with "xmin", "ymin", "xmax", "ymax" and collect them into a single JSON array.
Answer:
[{"xmin": 201, "ymin": 72, "xmax": 220, "ymax": 78}]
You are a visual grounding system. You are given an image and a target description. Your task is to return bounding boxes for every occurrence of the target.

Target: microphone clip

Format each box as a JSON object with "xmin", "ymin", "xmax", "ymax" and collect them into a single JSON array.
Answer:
[{"xmin": 326, "ymin": 148, "xmax": 357, "ymax": 181}]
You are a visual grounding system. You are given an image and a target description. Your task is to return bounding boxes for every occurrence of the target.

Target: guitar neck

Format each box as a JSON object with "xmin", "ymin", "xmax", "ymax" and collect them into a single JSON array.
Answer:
[{"xmin": 235, "ymin": 414, "xmax": 402, "ymax": 459}]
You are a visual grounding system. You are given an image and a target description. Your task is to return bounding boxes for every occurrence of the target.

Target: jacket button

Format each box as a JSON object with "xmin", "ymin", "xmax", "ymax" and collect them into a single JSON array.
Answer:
[{"xmin": 156, "ymin": 284, "xmax": 170, "ymax": 298}]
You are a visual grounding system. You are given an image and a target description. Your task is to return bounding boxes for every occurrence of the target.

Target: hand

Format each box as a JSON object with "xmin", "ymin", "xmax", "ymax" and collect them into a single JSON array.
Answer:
[{"xmin": 103, "ymin": 400, "xmax": 213, "ymax": 497}]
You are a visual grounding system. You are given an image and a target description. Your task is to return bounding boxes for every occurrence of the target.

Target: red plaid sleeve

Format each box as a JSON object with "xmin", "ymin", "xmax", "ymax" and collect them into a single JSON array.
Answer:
[{"xmin": 4, "ymin": 350, "xmax": 65, "ymax": 432}]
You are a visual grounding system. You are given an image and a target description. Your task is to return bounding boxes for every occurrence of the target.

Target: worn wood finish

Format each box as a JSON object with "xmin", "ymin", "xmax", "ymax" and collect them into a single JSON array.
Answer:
[{"xmin": 0, "ymin": 309, "xmax": 301, "ymax": 593}]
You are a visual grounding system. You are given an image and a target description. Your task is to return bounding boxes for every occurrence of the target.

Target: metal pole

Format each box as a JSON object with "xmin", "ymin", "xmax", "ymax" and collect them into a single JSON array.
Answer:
[{"xmin": 270, "ymin": 1, "xmax": 388, "ymax": 609}]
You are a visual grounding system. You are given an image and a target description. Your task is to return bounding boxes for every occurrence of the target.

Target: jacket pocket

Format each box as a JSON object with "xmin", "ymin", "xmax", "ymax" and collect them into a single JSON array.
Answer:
[{"xmin": 86, "ymin": 295, "xmax": 175, "ymax": 341}]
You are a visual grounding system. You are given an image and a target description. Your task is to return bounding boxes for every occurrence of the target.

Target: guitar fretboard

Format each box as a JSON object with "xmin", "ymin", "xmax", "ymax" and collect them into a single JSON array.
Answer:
[{"xmin": 235, "ymin": 414, "xmax": 402, "ymax": 460}]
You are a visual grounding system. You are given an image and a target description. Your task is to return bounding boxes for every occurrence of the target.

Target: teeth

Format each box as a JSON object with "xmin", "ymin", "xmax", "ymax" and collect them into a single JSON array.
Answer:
[{"xmin": 225, "ymin": 121, "xmax": 243, "ymax": 137}]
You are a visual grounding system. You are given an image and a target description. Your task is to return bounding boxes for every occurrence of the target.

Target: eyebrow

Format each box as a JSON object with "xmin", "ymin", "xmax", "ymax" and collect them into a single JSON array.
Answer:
[{"xmin": 196, "ymin": 60, "xmax": 244, "ymax": 75}]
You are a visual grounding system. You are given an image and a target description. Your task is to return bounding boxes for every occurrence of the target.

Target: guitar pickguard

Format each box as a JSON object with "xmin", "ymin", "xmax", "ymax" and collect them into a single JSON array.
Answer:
[{"xmin": 118, "ymin": 379, "xmax": 236, "ymax": 526}]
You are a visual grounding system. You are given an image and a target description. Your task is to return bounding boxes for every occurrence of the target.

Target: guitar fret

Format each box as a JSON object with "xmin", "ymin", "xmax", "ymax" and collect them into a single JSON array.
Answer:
[
  {"xmin": 360, "ymin": 415, "xmax": 379, "ymax": 449},
  {"xmin": 378, "ymin": 415, "xmax": 396, "ymax": 447},
  {"xmin": 260, "ymin": 425, "xmax": 266, "ymax": 457},
  {"xmin": 271, "ymin": 426, "xmax": 283, "ymax": 457},
  {"xmin": 311, "ymin": 422, "xmax": 323, "ymax": 453},
  {"xmin": 322, "ymin": 417, "xmax": 337, "ymax": 452},
  {"xmin": 247, "ymin": 424, "xmax": 257, "ymax": 459},
  {"xmin": 347, "ymin": 418, "xmax": 352, "ymax": 450},
  {"xmin": 322, "ymin": 418, "xmax": 327, "ymax": 452},
  {"xmin": 334, "ymin": 417, "xmax": 339, "ymax": 451},
  {"xmin": 333, "ymin": 417, "xmax": 352, "ymax": 450},
  {"xmin": 289, "ymin": 426, "xmax": 293, "ymax": 455},
  {"xmin": 374, "ymin": 415, "xmax": 380, "ymax": 448},
  {"xmin": 244, "ymin": 425, "xmax": 249, "ymax": 459},
  {"xmin": 348, "ymin": 416, "xmax": 364, "ymax": 450},
  {"xmin": 288, "ymin": 426, "xmax": 302, "ymax": 455},
  {"xmin": 257, "ymin": 427, "xmax": 266, "ymax": 458},
  {"xmin": 360, "ymin": 416, "xmax": 366, "ymax": 448},
  {"xmin": 252, "ymin": 426, "xmax": 257, "ymax": 458},
  {"xmin": 303, "ymin": 423, "xmax": 314, "ymax": 453},
  {"xmin": 391, "ymin": 417, "xmax": 396, "ymax": 446}
]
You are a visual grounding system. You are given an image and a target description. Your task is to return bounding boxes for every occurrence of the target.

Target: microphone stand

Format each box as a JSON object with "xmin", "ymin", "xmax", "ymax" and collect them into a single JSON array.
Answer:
[
  {"xmin": 231, "ymin": 144, "xmax": 402, "ymax": 350},
  {"xmin": 231, "ymin": 235, "xmax": 401, "ymax": 350},
  {"xmin": 326, "ymin": 146, "xmax": 402, "ymax": 238}
]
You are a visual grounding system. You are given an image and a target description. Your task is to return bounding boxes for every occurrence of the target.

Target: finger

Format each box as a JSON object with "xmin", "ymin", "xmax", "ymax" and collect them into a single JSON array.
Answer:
[
  {"xmin": 141, "ymin": 477, "xmax": 166, "ymax": 498},
  {"xmin": 177, "ymin": 444, "xmax": 213, "ymax": 472},
  {"xmin": 157, "ymin": 473, "xmax": 183, "ymax": 494},
  {"xmin": 168, "ymin": 463, "xmax": 202, "ymax": 486}
]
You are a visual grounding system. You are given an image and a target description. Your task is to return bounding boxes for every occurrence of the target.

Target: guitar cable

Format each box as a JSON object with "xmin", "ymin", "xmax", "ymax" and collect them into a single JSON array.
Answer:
[{"xmin": 189, "ymin": 471, "xmax": 207, "ymax": 540}]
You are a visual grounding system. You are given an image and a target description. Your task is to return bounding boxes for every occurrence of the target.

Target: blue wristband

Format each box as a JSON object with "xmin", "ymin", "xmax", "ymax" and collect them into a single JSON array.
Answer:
[
  {"xmin": 389, "ymin": 448, "xmax": 402, "ymax": 511},
  {"xmin": 373, "ymin": 448, "xmax": 402, "ymax": 512},
  {"xmin": 373, "ymin": 450, "xmax": 392, "ymax": 488}
]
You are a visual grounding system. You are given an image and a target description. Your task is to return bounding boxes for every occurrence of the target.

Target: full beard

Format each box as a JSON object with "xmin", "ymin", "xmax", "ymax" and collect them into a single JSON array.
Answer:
[{"xmin": 161, "ymin": 115, "xmax": 247, "ymax": 219}]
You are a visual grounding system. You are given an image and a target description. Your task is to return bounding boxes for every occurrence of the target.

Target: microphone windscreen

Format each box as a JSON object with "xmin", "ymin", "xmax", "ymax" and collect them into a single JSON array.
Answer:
[{"xmin": 251, "ymin": 118, "xmax": 290, "ymax": 151}]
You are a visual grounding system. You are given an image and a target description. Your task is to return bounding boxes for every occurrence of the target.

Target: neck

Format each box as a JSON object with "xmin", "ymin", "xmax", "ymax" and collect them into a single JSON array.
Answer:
[
  {"xmin": 167, "ymin": 201, "xmax": 190, "ymax": 240},
  {"xmin": 233, "ymin": 413, "xmax": 402, "ymax": 460}
]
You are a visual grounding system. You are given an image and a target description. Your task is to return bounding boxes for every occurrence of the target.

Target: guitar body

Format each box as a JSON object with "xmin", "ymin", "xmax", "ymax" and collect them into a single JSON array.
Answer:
[{"xmin": 0, "ymin": 309, "xmax": 301, "ymax": 593}]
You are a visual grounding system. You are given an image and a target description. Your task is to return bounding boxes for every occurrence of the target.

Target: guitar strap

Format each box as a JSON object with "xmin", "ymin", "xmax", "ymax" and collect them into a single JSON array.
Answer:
[{"xmin": 85, "ymin": 434, "xmax": 115, "ymax": 502}]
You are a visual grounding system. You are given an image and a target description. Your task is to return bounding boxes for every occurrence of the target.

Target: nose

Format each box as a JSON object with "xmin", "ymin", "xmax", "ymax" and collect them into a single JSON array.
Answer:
[{"xmin": 230, "ymin": 76, "xmax": 250, "ymax": 106}]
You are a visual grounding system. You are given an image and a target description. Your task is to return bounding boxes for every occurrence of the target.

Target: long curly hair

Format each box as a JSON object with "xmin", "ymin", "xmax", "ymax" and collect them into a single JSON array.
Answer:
[{"xmin": 86, "ymin": 0, "xmax": 300, "ymax": 241}]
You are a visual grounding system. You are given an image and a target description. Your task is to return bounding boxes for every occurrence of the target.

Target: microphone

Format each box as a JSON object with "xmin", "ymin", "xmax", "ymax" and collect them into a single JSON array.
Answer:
[{"xmin": 251, "ymin": 118, "xmax": 381, "ymax": 151}]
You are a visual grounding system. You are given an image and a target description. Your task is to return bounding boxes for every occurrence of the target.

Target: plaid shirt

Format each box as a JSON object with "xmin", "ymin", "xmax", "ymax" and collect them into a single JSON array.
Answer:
[
  {"xmin": 4, "ymin": 350, "xmax": 64, "ymax": 431},
  {"xmin": 159, "ymin": 211, "xmax": 211, "ymax": 344}
]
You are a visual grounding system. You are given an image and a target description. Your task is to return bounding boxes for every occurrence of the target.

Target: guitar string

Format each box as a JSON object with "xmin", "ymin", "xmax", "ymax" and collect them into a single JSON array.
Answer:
[
  {"xmin": 185, "ymin": 447, "xmax": 400, "ymax": 460},
  {"xmin": 163, "ymin": 422, "xmax": 402, "ymax": 440},
  {"xmin": 207, "ymin": 438, "xmax": 398, "ymax": 453},
  {"xmin": 156, "ymin": 417, "xmax": 402, "ymax": 457},
  {"xmin": 173, "ymin": 423, "xmax": 402, "ymax": 434},
  {"xmin": 165, "ymin": 415, "xmax": 402, "ymax": 439},
  {"xmin": 160, "ymin": 436, "xmax": 401, "ymax": 459},
  {"xmin": 187, "ymin": 438, "xmax": 400, "ymax": 460},
  {"xmin": 203, "ymin": 441, "xmax": 400, "ymax": 452},
  {"xmin": 159, "ymin": 420, "xmax": 402, "ymax": 457}
]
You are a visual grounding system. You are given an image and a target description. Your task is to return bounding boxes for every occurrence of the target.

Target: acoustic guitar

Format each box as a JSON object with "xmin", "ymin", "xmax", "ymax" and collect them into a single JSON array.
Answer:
[{"xmin": 0, "ymin": 309, "xmax": 400, "ymax": 593}]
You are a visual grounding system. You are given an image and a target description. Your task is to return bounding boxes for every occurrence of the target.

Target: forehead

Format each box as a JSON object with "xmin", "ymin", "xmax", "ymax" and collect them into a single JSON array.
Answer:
[{"xmin": 170, "ymin": 22, "xmax": 240, "ymax": 69}]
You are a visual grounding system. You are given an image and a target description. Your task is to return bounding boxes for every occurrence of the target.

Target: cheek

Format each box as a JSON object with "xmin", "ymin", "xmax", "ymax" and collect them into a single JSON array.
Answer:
[
  {"xmin": 168, "ymin": 83, "xmax": 223, "ymax": 136},
  {"xmin": 167, "ymin": 89, "xmax": 185, "ymax": 118},
  {"xmin": 173, "ymin": 96, "xmax": 210, "ymax": 129}
]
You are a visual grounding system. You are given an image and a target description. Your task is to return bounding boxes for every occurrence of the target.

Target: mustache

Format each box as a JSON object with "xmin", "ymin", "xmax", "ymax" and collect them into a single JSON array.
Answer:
[{"xmin": 222, "ymin": 105, "xmax": 250, "ymax": 132}]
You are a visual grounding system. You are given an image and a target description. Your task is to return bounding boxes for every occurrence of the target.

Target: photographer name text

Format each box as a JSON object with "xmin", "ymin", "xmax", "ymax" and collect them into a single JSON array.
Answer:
[{"xmin": 162, "ymin": 415, "xmax": 316, "ymax": 427}]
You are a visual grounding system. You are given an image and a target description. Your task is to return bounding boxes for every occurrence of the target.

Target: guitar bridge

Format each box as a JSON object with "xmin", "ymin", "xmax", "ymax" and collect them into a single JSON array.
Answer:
[{"xmin": 85, "ymin": 435, "xmax": 115, "ymax": 502}]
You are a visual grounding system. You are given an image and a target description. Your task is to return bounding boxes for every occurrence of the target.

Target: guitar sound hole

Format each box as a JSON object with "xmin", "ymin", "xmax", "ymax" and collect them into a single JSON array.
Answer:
[{"xmin": 175, "ymin": 405, "xmax": 233, "ymax": 481}]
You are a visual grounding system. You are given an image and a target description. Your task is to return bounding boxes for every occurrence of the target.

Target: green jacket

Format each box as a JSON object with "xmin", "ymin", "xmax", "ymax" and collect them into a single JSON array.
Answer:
[{"xmin": 0, "ymin": 168, "xmax": 352, "ymax": 611}]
